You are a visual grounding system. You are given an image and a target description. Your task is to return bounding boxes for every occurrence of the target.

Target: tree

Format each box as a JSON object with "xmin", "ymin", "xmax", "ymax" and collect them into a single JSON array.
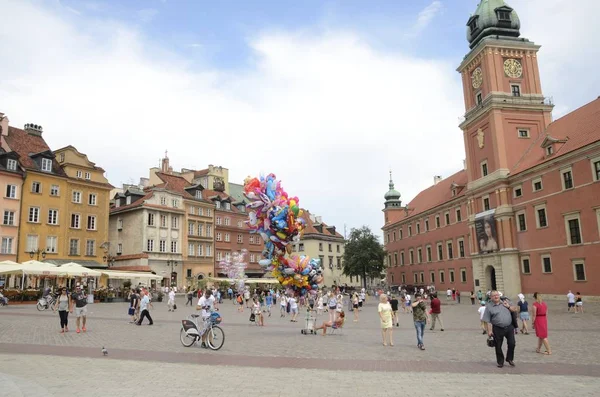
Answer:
[{"xmin": 342, "ymin": 226, "xmax": 386, "ymax": 289}]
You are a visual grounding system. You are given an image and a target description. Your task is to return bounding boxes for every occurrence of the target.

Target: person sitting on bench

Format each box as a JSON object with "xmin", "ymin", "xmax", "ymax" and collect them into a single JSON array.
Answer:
[{"xmin": 314, "ymin": 311, "xmax": 345, "ymax": 336}]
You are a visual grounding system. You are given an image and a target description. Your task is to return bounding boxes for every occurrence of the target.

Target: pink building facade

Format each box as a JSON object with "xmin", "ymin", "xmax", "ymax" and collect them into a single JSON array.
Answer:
[{"xmin": 383, "ymin": 1, "xmax": 600, "ymax": 299}]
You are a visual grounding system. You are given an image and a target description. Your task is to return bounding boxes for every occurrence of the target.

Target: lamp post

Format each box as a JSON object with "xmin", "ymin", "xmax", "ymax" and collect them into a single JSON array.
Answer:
[
  {"xmin": 102, "ymin": 254, "xmax": 116, "ymax": 267},
  {"xmin": 166, "ymin": 260, "xmax": 177, "ymax": 287},
  {"xmin": 29, "ymin": 248, "xmax": 47, "ymax": 261}
]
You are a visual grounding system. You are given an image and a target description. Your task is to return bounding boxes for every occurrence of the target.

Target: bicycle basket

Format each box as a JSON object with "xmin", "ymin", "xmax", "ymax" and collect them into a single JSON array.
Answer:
[{"xmin": 210, "ymin": 312, "xmax": 222, "ymax": 324}]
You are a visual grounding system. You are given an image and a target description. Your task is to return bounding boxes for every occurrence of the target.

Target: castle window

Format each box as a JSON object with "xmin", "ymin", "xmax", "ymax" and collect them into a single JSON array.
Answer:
[
  {"xmin": 476, "ymin": 92, "xmax": 483, "ymax": 105},
  {"xmin": 518, "ymin": 129, "xmax": 530, "ymax": 138},
  {"xmin": 546, "ymin": 146, "xmax": 554, "ymax": 156},
  {"xmin": 511, "ymin": 84, "xmax": 521, "ymax": 97}
]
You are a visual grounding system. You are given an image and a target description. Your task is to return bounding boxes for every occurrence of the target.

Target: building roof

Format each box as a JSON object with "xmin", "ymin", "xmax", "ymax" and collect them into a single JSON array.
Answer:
[
  {"xmin": 511, "ymin": 97, "xmax": 600, "ymax": 175},
  {"xmin": 194, "ymin": 169, "xmax": 209, "ymax": 177},
  {"xmin": 4, "ymin": 126, "xmax": 67, "ymax": 176},
  {"xmin": 110, "ymin": 192, "xmax": 153, "ymax": 213},
  {"xmin": 155, "ymin": 172, "xmax": 196, "ymax": 200},
  {"xmin": 300, "ymin": 210, "xmax": 344, "ymax": 240},
  {"xmin": 389, "ymin": 170, "xmax": 468, "ymax": 225},
  {"xmin": 467, "ymin": 0, "xmax": 521, "ymax": 49}
]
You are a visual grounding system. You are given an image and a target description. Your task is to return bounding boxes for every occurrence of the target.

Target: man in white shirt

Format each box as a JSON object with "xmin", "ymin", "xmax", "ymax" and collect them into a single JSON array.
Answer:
[
  {"xmin": 168, "ymin": 289, "xmax": 176, "ymax": 312},
  {"xmin": 446, "ymin": 289, "xmax": 452, "ymax": 301},
  {"xmin": 244, "ymin": 289, "xmax": 251, "ymax": 308},
  {"xmin": 136, "ymin": 290, "xmax": 153, "ymax": 325},
  {"xmin": 197, "ymin": 290, "xmax": 215, "ymax": 348},
  {"xmin": 567, "ymin": 290, "xmax": 576, "ymax": 313},
  {"xmin": 358, "ymin": 291, "xmax": 365, "ymax": 309}
]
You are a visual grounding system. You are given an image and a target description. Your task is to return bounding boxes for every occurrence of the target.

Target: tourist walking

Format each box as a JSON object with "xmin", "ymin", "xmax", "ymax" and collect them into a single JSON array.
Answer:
[
  {"xmin": 405, "ymin": 293, "xmax": 411, "ymax": 314},
  {"xmin": 517, "ymin": 293, "xmax": 529, "ymax": 334},
  {"xmin": 446, "ymin": 288, "xmax": 452, "ymax": 301},
  {"xmin": 532, "ymin": 292, "xmax": 551, "ymax": 355},
  {"xmin": 253, "ymin": 297, "xmax": 264, "ymax": 326},
  {"xmin": 482, "ymin": 291, "xmax": 518, "ymax": 367},
  {"xmin": 70, "ymin": 284, "xmax": 88, "ymax": 333},
  {"xmin": 168, "ymin": 288, "xmax": 176, "ymax": 311},
  {"xmin": 316, "ymin": 292, "xmax": 324, "ymax": 315},
  {"xmin": 390, "ymin": 295, "xmax": 399, "ymax": 327},
  {"xmin": 244, "ymin": 288, "xmax": 251, "ymax": 308},
  {"xmin": 359, "ymin": 289, "xmax": 365, "ymax": 310},
  {"xmin": 352, "ymin": 292, "xmax": 359, "ymax": 322},
  {"xmin": 128, "ymin": 288, "xmax": 139, "ymax": 323},
  {"xmin": 279, "ymin": 294, "xmax": 287, "ymax": 317},
  {"xmin": 476, "ymin": 290, "xmax": 483, "ymax": 302},
  {"xmin": 53, "ymin": 287, "xmax": 70, "ymax": 333},
  {"xmin": 575, "ymin": 292, "xmax": 584, "ymax": 313},
  {"xmin": 378, "ymin": 294, "xmax": 393, "ymax": 346},
  {"xmin": 265, "ymin": 291, "xmax": 273, "ymax": 317},
  {"xmin": 411, "ymin": 293, "xmax": 428, "ymax": 350},
  {"xmin": 186, "ymin": 289, "xmax": 194, "ymax": 306},
  {"xmin": 478, "ymin": 301, "xmax": 487, "ymax": 334},
  {"xmin": 567, "ymin": 290, "xmax": 576, "ymax": 312},
  {"xmin": 289, "ymin": 294, "xmax": 299, "ymax": 322},
  {"xmin": 470, "ymin": 291, "xmax": 476, "ymax": 305},
  {"xmin": 136, "ymin": 289, "xmax": 154, "ymax": 326},
  {"xmin": 452, "ymin": 288, "xmax": 456, "ymax": 301},
  {"xmin": 429, "ymin": 293, "xmax": 444, "ymax": 331},
  {"xmin": 327, "ymin": 292, "xmax": 337, "ymax": 322}
]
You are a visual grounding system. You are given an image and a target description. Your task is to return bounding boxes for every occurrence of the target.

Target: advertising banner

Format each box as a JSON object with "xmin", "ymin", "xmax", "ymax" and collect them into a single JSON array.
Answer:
[{"xmin": 475, "ymin": 210, "xmax": 498, "ymax": 254}]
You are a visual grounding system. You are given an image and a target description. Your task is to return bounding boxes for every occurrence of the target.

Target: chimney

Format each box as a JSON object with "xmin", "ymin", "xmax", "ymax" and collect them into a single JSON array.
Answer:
[
  {"xmin": 24, "ymin": 123, "xmax": 43, "ymax": 137},
  {"xmin": 0, "ymin": 113, "xmax": 8, "ymax": 136},
  {"xmin": 433, "ymin": 175, "xmax": 442, "ymax": 185},
  {"xmin": 315, "ymin": 216, "xmax": 322, "ymax": 224},
  {"xmin": 309, "ymin": 213, "xmax": 316, "ymax": 223}
]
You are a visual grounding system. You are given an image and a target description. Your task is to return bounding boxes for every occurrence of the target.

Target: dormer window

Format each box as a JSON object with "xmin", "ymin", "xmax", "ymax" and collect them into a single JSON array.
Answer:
[
  {"xmin": 224, "ymin": 202, "xmax": 231, "ymax": 210},
  {"xmin": 496, "ymin": 10, "xmax": 511, "ymax": 21},
  {"xmin": 238, "ymin": 205, "xmax": 245, "ymax": 212},
  {"xmin": 195, "ymin": 190, "xmax": 202, "ymax": 199},
  {"xmin": 546, "ymin": 146, "xmax": 554, "ymax": 156},
  {"xmin": 76, "ymin": 170, "xmax": 82, "ymax": 178},
  {"xmin": 468, "ymin": 16, "xmax": 479, "ymax": 33},
  {"xmin": 41, "ymin": 158, "xmax": 52, "ymax": 172},
  {"xmin": 7, "ymin": 159, "xmax": 17, "ymax": 171},
  {"xmin": 215, "ymin": 201, "xmax": 221, "ymax": 209}
]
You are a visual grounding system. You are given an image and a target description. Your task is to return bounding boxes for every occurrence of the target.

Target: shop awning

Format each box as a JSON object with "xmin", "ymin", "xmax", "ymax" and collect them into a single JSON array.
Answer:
[
  {"xmin": 208, "ymin": 277, "xmax": 279, "ymax": 285},
  {"xmin": 57, "ymin": 263, "xmax": 102, "ymax": 277},
  {"xmin": 102, "ymin": 270, "xmax": 163, "ymax": 280}
]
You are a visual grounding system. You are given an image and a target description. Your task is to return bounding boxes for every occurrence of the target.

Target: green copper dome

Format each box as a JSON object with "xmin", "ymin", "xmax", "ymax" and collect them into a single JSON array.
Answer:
[
  {"xmin": 467, "ymin": 0, "xmax": 521, "ymax": 49},
  {"xmin": 384, "ymin": 171, "xmax": 402, "ymax": 209}
]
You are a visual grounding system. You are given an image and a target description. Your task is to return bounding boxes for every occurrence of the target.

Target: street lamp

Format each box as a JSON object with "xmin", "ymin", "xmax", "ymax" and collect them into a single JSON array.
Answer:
[
  {"xmin": 103, "ymin": 254, "xmax": 116, "ymax": 267},
  {"xmin": 166, "ymin": 260, "xmax": 177, "ymax": 287},
  {"xmin": 29, "ymin": 248, "xmax": 47, "ymax": 260}
]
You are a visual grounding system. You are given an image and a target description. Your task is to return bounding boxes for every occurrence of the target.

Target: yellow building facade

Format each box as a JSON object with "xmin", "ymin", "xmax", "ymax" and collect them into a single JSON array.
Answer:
[{"xmin": 2, "ymin": 123, "xmax": 111, "ymax": 268}]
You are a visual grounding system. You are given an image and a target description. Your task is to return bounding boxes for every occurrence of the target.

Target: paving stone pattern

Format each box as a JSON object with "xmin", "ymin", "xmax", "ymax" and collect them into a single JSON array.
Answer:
[{"xmin": 0, "ymin": 296, "xmax": 599, "ymax": 396}]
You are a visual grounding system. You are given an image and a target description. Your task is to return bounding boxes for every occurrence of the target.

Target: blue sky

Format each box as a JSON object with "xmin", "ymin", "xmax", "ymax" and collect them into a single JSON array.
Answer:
[{"xmin": 2, "ymin": 0, "xmax": 600, "ymax": 239}]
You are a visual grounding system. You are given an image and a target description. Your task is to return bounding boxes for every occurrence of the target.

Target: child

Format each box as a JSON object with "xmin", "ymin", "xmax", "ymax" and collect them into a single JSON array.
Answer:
[{"xmin": 478, "ymin": 301, "xmax": 487, "ymax": 334}]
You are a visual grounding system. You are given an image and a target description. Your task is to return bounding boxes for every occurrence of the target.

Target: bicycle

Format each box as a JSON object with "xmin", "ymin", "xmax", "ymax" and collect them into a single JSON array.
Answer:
[{"xmin": 180, "ymin": 312, "xmax": 225, "ymax": 351}]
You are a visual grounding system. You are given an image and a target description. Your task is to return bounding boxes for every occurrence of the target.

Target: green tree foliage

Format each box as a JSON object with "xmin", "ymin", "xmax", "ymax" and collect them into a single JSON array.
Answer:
[{"xmin": 342, "ymin": 226, "xmax": 385, "ymax": 288}]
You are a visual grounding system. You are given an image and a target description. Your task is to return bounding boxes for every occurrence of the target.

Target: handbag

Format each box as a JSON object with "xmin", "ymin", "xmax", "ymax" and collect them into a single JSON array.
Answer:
[
  {"xmin": 486, "ymin": 336, "xmax": 496, "ymax": 348},
  {"xmin": 249, "ymin": 313, "xmax": 255, "ymax": 322},
  {"xmin": 128, "ymin": 307, "xmax": 135, "ymax": 316},
  {"xmin": 173, "ymin": 304, "xmax": 177, "ymax": 310},
  {"xmin": 511, "ymin": 310, "xmax": 519, "ymax": 328}
]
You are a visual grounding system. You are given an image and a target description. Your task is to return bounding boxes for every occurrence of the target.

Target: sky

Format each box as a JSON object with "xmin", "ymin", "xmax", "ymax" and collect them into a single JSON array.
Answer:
[{"xmin": 1, "ymin": 0, "xmax": 599, "ymax": 241}]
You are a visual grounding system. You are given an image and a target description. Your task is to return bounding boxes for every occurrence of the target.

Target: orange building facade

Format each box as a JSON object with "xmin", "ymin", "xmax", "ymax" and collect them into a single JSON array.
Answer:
[{"xmin": 383, "ymin": 1, "xmax": 600, "ymax": 299}]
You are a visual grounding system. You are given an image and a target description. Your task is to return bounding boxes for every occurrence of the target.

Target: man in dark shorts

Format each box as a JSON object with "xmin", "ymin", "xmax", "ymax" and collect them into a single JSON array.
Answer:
[
  {"xmin": 129, "ymin": 288, "xmax": 139, "ymax": 323},
  {"xmin": 390, "ymin": 295, "xmax": 399, "ymax": 327}
]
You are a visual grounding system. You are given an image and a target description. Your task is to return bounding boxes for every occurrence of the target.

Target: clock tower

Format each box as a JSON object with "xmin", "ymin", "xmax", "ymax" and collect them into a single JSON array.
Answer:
[{"xmin": 457, "ymin": 0, "xmax": 554, "ymax": 297}]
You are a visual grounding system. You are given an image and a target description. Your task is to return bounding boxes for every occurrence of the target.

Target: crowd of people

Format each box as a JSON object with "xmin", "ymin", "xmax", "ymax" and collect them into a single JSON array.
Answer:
[{"xmin": 33, "ymin": 280, "xmax": 587, "ymax": 369}]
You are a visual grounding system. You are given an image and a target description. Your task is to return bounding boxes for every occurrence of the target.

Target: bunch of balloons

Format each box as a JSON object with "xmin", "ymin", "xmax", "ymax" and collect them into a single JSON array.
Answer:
[
  {"xmin": 244, "ymin": 174, "xmax": 323, "ymax": 296},
  {"xmin": 218, "ymin": 249, "xmax": 248, "ymax": 291}
]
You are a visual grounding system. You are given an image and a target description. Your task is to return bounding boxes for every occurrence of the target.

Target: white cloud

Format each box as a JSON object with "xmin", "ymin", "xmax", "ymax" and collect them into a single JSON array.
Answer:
[
  {"xmin": 0, "ymin": 0, "xmax": 598, "ymax": 240},
  {"xmin": 409, "ymin": 1, "xmax": 443, "ymax": 37}
]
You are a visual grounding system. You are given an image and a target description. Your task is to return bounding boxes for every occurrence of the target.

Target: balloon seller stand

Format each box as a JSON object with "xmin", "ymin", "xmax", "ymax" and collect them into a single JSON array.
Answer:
[{"xmin": 300, "ymin": 307, "xmax": 317, "ymax": 335}]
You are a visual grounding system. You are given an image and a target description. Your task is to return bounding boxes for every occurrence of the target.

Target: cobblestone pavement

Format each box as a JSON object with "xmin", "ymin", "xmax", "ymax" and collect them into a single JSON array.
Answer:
[{"xmin": 1, "ymin": 296, "xmax": 599, "ymax": 396}]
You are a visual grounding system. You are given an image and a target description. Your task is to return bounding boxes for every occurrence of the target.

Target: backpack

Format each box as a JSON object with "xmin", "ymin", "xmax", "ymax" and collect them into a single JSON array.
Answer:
[{"xmin": 237, "ymin": 295, "xmax": 242, "ymax": 304}]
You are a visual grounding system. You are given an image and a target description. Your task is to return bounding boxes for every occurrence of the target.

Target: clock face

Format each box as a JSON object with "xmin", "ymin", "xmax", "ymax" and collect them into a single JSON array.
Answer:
[
  {"xmin": 503, "ymin": 59, "xmax": 523, "ymax": 78},
  {"xmin": 471, "ymin": 67, "xmax": 483, "ymax": 89}
]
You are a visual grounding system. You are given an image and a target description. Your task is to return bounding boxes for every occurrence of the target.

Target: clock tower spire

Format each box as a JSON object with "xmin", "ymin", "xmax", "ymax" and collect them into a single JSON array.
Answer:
[{"xmin": 457, "ymin": 0, "xmax": 554, "ymax": 184}]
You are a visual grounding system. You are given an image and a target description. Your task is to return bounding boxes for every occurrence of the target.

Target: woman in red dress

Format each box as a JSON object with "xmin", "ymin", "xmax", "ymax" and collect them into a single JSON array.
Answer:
[{"xmin": 532, "ymin": 292, "xmax": 552, "ymax": 355}]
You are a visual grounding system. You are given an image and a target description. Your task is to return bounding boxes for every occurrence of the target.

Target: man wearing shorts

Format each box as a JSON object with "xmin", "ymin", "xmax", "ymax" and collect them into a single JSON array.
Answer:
[
  {"xmin": 244, "ymin": 289, "xmax": 251, "ymax": 308},
  {"xmin": 567, "ymin": 290, "xmax": 576, "ymax": 313},
  {"xmin": 70, "ymin": 284, "xmax": 88, "ymax": 333}
]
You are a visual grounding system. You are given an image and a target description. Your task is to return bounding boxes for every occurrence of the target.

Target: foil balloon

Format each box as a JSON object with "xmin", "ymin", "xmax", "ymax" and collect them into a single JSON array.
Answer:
[
  {"xmin": 243, "ymin": 174, "xmax": 324, "ymax": 296},
  {"xmin": 218, "ymin": 249, "xmax": 248, "ymax": 291}
]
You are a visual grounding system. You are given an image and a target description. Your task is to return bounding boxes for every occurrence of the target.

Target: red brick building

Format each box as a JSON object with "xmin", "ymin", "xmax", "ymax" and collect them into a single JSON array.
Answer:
[{"xmin": 384, "ymin": 1, "xmax": 600, "ymax": 298}]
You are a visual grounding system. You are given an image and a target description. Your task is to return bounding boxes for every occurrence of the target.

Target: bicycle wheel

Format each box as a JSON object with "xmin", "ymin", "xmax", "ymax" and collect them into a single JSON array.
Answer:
[
  {"xmin": 180, "ymin": 328, "xmax": 197, "ymax": 347},
  {"xmin": 207, "ymin": 325, "xmax": 225, "ymax": 350}
]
